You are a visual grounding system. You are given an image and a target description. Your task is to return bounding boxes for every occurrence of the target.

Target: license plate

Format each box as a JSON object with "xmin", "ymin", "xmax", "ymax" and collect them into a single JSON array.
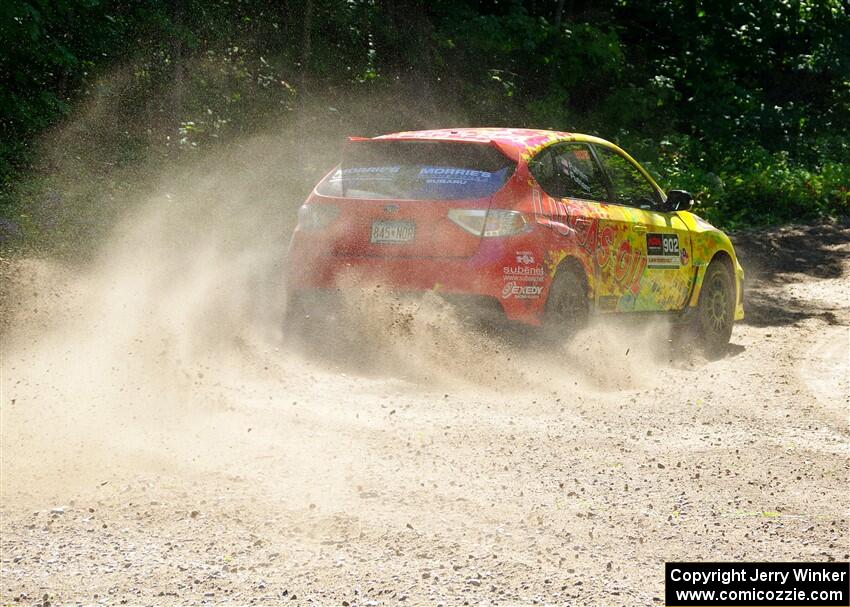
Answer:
[{"xmin": 370, "ymin": 220, "xmax": 415, "ymax": 244}]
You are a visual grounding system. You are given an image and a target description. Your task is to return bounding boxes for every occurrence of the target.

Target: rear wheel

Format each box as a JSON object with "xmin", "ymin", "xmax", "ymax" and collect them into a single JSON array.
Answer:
[
  {"xmin": 695, "ymin": 260, "xmax": 735, "ymax": 359},
  {"xmin": 542, "ymin": 265, "xmax": 589, "ymax": 343}
]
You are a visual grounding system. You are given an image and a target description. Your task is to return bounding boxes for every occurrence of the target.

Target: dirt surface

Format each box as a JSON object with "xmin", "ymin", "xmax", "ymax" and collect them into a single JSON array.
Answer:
[{"xmin": 1, "ymin": 220, "xmax": 848, "ymax": 606}]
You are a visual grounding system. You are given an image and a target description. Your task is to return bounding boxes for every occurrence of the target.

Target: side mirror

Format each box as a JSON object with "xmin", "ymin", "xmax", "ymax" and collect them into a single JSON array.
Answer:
[{"xmin": 666, "ymin": 189, "xmax": 694, "ymax": 212}]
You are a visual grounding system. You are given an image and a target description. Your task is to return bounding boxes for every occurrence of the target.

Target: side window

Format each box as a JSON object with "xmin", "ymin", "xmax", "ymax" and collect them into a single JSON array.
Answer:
[
  {"xmin": 528, "ymin": 143, "xmax": 608, "ymax": 201},
  {"xmin": 595, "ymin": 146, "xmax": 660, "ymax": 209}
]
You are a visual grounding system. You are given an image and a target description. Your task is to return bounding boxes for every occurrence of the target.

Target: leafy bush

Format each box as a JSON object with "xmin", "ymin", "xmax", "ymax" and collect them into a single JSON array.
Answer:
[
  {"xmin": 628, "ymin": 132, "xmax": 848, "ymax": 227},
  {"xmin": 1, "ymin": 0, "xmax": 847, "ymax": 255}
]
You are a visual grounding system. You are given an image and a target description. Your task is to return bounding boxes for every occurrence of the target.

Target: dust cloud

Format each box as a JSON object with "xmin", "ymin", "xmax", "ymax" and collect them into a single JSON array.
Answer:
[
  {"xmin": 0, "ymin": 127, "xmax": 677, "ymax": 506},
  {"xmin": 0, "ymin": 72, "xmax": 682, "ymax": 512}
]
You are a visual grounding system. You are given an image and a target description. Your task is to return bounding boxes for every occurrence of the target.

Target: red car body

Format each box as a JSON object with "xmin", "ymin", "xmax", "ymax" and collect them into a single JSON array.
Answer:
[{"xmin": 286, "ymin": 127, "xmax": 744, "ymax": 328}]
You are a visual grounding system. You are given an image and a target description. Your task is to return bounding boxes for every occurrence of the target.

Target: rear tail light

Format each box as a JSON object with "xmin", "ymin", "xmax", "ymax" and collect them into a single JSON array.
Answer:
[
  {"xmin": 448, "ymin": 209, "xmax": 528, "ymax": 237},
  {"xmin": 297, "ymin": 204, "xmax": 339, "ymax": 230},
  {"xmin": 483, "ymin": 210, "xmax": 528, "ymax": 237},
  {"xmin": 447, "ymin": 209, "xmax": 487, "ymax": 235}
]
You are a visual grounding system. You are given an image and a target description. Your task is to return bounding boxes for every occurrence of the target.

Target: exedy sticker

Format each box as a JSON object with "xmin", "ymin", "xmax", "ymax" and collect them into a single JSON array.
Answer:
[
  {"xmin": 501, "ymin": 282, "xmax": 543, "ymax": 299},
  {"xmin": 646, "ymin": 233, "xmax": 680, "ymax": 269}
]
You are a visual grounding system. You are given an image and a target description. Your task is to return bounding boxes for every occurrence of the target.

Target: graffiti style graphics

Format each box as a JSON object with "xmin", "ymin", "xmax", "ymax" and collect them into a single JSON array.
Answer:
[{"xmin": 288, "ymin": 127, "xmax": 744, "ymax": 333}]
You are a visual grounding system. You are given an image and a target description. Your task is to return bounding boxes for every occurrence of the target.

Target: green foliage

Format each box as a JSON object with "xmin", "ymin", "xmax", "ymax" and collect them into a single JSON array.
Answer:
[
  {"xmin": 632, "ymin": 134, "xmax": 849, "ymax": 227},
  {"xmin": 1, "ymin": 0, "xmax": 848, "ymax": 252}
]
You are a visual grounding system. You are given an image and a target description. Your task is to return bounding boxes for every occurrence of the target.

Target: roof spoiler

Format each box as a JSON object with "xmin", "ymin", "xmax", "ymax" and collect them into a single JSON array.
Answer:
[
  {"xmin": 344, "ymin": 135, "xmax": 520, "ymax": 163},
  {"xmin": 488, "ymin": 139, "xmax": 520, "ymax": 162}
]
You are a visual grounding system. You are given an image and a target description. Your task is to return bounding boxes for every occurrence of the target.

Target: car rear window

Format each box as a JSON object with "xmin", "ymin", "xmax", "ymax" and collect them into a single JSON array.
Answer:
[{"xmin": 315, "ymin": 140, "xmax": 515, "ymax": 200}]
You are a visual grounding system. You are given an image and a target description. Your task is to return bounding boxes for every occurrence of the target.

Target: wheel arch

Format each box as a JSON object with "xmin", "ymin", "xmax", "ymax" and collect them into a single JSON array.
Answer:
[
  {"xmin": 689, "ymin": 249, "xmax": 735, "ymax": 308},
  {"xmin": 708, "ymin": 250, "xmax": 734, "ymax": 274}
]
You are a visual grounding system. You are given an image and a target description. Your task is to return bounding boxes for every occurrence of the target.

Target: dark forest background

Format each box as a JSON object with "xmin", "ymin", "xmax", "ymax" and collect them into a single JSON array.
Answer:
[{"xmin": 1, "ymin": 0, "xmax": 848, "ymax": 253}]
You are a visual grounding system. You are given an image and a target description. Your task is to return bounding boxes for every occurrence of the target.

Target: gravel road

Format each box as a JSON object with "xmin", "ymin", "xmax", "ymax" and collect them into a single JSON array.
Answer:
[{"xmin": 1, "ymin": 221, "xmax": 848, "ymax": 606}]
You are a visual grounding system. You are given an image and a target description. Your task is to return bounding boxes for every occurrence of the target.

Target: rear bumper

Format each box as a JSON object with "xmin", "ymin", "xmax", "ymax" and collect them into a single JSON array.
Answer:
[{"xmin": 286, "ymin": 239, "xmax": 548, "ymax": 325}]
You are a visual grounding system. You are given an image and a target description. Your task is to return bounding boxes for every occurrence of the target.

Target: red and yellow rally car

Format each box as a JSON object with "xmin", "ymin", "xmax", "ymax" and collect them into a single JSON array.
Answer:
[{"xmin": 286, "ymin": 128, "xmax": 744, "ymax": 356}]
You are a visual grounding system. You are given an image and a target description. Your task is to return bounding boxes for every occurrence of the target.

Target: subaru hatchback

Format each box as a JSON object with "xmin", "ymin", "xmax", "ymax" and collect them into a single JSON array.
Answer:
[{"xmin": 286, "ymin": 128, "xmax": 744, "ymax": 356}]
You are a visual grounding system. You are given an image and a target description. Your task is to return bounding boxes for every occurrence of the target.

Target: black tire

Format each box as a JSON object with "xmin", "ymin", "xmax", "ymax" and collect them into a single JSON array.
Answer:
[
  {"xmin": 542, "ymin": 264, "xmax": 589, "ymax": 343},
  {"xmin": 695, "ymin": 260, "xmax": 735, "ymax": 359}
]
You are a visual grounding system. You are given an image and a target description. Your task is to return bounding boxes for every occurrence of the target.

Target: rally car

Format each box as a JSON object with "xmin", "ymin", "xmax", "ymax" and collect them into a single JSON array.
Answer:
[{"xmin": 286, "ymin": 128, "xmax": 744, "ymax": 357}]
